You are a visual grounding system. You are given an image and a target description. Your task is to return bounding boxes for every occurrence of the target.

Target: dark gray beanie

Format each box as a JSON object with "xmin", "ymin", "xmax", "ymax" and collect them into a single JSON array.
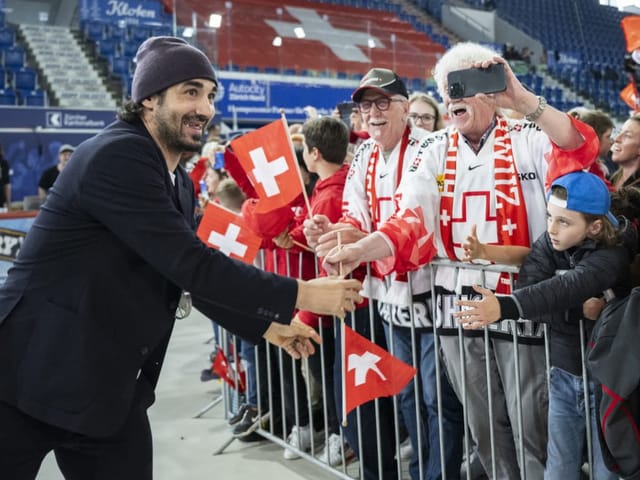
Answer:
[{"xmin": 131, "ymin": 36, "xmax": 217, "ymax": 103}]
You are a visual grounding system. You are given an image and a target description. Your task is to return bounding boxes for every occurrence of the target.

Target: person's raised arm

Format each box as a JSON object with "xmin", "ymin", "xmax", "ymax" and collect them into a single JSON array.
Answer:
[{"xmin": 477, "ymin": 57, "xmax": 584, "ymax": 150}]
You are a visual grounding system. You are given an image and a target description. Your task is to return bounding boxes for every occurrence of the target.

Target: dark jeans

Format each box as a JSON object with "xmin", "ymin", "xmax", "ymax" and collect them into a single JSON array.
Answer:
[
  {"xmin": 0, "ymin": 399, "xmax": 152, "ymax": 480},
  {"xmin": 384, "ymin": 325, "xmax": 464, "ymax": 480},
  {"xmin": 333, "ymin": 305, "xmax": 399, "ymax": 480},
  {"xmin": 279, "ymin": 326, "xmax": 337, "ymax": 431},
  {"xmin": 242, "ymin": 339, "xmax": 282, "ymax": 419}
]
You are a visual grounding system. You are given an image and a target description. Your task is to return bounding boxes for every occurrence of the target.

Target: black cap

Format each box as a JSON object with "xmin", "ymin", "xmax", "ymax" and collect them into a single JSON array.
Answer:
[
  {"xmin": 352, "ymin": 68, "xmax": 409, "ymax": 102},
  {"xmin": 131, "ymin": 36, "xmax": 217, "ymax": 103}
]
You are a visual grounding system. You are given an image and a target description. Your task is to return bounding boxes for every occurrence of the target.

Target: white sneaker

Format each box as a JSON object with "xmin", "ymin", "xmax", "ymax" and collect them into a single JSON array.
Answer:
[
  {"xmin": 318, "ymin": 433, "xmax": 355, "ymax": 467},
  {"xmin": 398, "ymin": 437, "xmax": 413, "ymax": 460},
  {"xmin": 283, "ymin": 425, "xmax": 311, "ymax": 460}
]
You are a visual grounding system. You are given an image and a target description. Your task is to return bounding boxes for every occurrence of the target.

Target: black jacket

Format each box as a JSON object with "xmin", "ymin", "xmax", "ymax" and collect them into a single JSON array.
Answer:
[
  {"xmin": 0, "ymin": 119, "xmax": 298, "ymax": 438},
  {"xmin": 498, "ymin": 217, "xmax": 636, "ymax": 375}
]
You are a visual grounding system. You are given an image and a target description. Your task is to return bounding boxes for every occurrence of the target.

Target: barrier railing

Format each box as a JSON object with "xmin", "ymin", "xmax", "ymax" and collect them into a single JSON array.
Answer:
[{"xmin": 208, "ymin": 253, "xmax": 602, "ymax": 480}]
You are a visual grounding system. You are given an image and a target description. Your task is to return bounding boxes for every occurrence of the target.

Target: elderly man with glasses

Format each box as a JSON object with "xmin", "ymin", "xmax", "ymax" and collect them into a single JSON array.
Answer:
[{"xmin": 304, "ymin": 68, "xmax": 464, "ymax": 480}]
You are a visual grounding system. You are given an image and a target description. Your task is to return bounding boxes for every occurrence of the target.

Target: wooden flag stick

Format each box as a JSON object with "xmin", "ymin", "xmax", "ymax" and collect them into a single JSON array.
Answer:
[
  {"xmin": 279, "ymin": 110, "xmax": 313, "ymax": 217},
  {"xmin": 291, "ymin": 239, "xmax": 315, "ymax": 253},
  {"xmin": 341, "ymin": 318, "xmax": 347, "ymax": 426},
  {"xmin": 337, "ymin": 231, "xmax": 344, "ymax": 278},
  {"xmin": 338, "ymin": 230, "xmax": 348, "ymax": 426}
]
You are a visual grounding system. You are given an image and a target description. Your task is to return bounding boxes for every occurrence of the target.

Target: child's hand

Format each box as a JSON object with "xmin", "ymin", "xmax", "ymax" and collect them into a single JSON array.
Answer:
[
  {"xmin": 273, "ymin": 230, "xmax": 293, "ymax": 249},
  {"xmin": 453, "ymin": 285, "xmax": 501, "ymax": 329},
  {"xmin": 462, "ymin": 225, "xmax": 486, "ymax": 261}
]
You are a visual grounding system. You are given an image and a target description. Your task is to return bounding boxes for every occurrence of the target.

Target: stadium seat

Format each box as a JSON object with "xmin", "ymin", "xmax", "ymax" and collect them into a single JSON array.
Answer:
[
  {"xmin": 3, "ymin": 46, "xmax": 24, "ymax": 70},
  {"xmin": 18, "ymin": 89, "xmax": 46, "ymax": 107},
  {"xmin": 0, "ymin": 27, "xmax": 14, "ymax": 49},
  {"xmin": 12, "ymin": 67, "xmax": 37, "ymax": 91},
  {"xmin": 0, "ymin": 87, "xmax": 17, "ymax": 105}
]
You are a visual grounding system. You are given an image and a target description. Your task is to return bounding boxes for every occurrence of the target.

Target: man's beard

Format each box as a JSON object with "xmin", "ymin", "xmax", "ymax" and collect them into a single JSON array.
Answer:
[{"xmin": 156, "ymin": 111, "xmax": 207, "ymax": 153}]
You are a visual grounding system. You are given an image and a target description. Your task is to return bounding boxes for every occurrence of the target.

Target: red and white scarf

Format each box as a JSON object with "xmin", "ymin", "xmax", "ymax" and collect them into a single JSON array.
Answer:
[{"xmin": 439, "ymin": 116, "xmax": 530, "ymax": 293}]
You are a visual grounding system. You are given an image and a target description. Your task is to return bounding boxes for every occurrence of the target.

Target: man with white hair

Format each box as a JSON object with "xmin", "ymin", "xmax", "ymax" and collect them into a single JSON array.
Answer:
[{"xmin": 321, "ymin": 42, "xmax": 598, "ymax": 478}]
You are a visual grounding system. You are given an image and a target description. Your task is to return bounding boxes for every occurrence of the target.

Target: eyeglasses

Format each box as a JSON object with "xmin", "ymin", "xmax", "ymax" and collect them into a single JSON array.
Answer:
[
  {"xmin": 408, "ymin": 113, "xmax": 436, "ymax": 124},
  {"xmin": 358, "ymin": 97, "xmax": 405, "ymax": 113}
]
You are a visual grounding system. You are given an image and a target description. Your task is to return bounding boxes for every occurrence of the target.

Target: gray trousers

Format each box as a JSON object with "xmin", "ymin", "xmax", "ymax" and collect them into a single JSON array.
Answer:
[{"xmin": 440, "ymin": 335, "xmax": 548, "ymax": 480}]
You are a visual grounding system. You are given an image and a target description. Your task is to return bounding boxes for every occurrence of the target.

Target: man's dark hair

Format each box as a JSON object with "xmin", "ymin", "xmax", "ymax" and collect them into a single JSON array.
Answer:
[
  {"xmin": 301, "ymin": 116, "xmax": 348, "ymax": 165},
  {"xmin": 117, "ymin": 90, "xmax": 168, "ymax": 122},
  {"xmin": 117, "ymin": 99, "xmax": 145, "ymax": 123}
]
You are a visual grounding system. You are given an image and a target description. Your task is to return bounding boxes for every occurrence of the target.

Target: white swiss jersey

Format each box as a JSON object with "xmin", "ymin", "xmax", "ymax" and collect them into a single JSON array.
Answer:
[
  {"xmin": 395, "ymin": 119, "xmax": 551, "ymax": 340},
  {"xmin": 342, "ymin": 127, "xmax": 433, "ymax": 316}
]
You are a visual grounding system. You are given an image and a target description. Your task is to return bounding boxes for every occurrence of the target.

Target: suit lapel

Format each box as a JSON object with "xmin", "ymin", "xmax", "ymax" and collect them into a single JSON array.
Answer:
[{"xmin": 174, "ymin": 167, "xmax": 195, "ymax": 227}]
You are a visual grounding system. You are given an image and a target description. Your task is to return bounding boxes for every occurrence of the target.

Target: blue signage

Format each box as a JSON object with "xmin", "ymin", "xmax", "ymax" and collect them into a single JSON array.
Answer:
[
  {"xmin": 215, "ymin": 72, "xmax": 358, "ymax": 123},
  {"xmin": 79, "ymin": 0, "xmax": 171, "ymax": 26},
  {"xmin": 0, "ymin": 107, "xmax": 116, "ymax": 129}
]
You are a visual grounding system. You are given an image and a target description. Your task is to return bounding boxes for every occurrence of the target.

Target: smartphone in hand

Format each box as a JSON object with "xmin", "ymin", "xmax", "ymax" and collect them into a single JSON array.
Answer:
[{"xmin": 447, "ymin": 64, "xmax": 506, "ymax": 99}]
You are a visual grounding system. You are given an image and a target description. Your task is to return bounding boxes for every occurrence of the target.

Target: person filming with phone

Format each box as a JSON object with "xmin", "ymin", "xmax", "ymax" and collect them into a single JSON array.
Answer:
[{"xmin": 321, "ymin": 42, "xmax": 599, "ymax": 479}]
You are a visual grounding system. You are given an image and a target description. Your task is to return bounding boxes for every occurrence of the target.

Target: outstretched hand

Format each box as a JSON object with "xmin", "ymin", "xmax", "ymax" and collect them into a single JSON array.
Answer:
[
  {"xmin": 452, "ymin": 285, "xmax": 501, "ymax": 329},
  {"xmin": 296, "ymin": 276, "xmax": 363, "ymax": 320},
  {"xmin": 263, "ymin": 316, "xmax": 322, "ymax": 359}
]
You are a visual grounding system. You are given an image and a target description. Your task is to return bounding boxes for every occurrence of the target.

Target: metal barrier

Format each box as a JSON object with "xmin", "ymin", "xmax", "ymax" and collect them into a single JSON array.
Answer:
[{"xmin": 209, "ymin": 252, "xmax": 605, "ymax": 480}]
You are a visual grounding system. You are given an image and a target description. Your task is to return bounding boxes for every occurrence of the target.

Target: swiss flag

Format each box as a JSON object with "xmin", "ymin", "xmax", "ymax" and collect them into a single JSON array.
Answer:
[
  {"xmin": 197, "ymin": 202, "xmax": 262, "ymax": 265},
  {"xmin": 344, "ymin": 325, "xmax": 416, "ymax": 414},
  {"xmin": 621, "ymin": 82, "xmax": 640, "ymax": 112},
  {"xmin": 622, "ymin": 16, "xmax": 640, "ymax": 52},
  {"xmin": 212, "ymin": 348, "xmax": 246, "ymax": 393},
  {"xmin": 621, "ymin": 17, "xmax": 640, "ymax": 112},
  {"xmin": 230, "ymin": 118, "xmax": 303, "ymax": 213}
]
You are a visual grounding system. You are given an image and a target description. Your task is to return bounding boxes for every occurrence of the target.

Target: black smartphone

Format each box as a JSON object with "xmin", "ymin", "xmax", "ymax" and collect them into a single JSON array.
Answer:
[
  {"xmin": 447, "ymin": 63, "xmax": 507, "ymax": 99},
  {"xmin": 337, "ymin": 101, "xmax": 357, "ymax": 128}
]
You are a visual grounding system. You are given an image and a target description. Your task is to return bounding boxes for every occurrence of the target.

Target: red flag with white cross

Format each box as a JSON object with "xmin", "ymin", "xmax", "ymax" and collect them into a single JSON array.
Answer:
[
  {"xmin": 197, "ymin": 202, "xmax": 261, "ymax": 264},
  {"xmin": 343, "ymin": 324, "xmax": 416, "ymax": 416},
  {"xmin": 230, "ymin": 118, "xmax": 303, "ymax": 213}
]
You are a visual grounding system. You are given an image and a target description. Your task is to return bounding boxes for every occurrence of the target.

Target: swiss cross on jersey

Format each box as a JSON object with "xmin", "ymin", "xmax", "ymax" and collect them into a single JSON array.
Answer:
[
  {"xmin": 343, "ymin": 325, "xmax": 416, "ymax": 414},
  {"xmin": 230, "ymin": 119, "xmax": 303, "ymax": 213},
  {"xmin": 197, "ymin": 202, "xmax": 261, "ymax": 265}
]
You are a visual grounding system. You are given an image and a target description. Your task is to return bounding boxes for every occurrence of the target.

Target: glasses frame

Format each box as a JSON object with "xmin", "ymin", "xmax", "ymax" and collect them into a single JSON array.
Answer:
[
  {"xmin": 408, "ymin": 112, "xmax": 437, "ymax": 123},
  {"xmin": 358, "ymin": 97, "xmax": 405, "ymax": 113}
]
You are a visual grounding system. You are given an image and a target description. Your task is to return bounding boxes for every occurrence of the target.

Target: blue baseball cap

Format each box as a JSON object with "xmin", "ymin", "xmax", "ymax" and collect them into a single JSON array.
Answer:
[{"xmin": 548, "ymin": 171, "xmax": 618, "ymax": 228}]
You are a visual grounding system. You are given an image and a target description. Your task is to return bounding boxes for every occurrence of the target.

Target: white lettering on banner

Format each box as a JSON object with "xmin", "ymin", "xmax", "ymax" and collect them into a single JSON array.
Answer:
[
  {"xmin": 228, "ymin": 82, "xmax": 267, "ymax": 103},
  {"xmin": 378, "ymin": 300, "xmax": 432, "ymax": 328},
  {"xmin": 436, "ymin": 293, "xmax": 544, "ymax": 339},
  {"xmin": 348, "ymin": 351, "xmax": 387, "ymax": 386},
  {"xmin": 265, "ymin": 7, "xmax": 383, "ymax": 63},
  {"xmin": 249, "ymin": 147, "xmax": 288, "ymax": 197},
  {"xmin": 105, "ymin": 0, "xmax": 156, "ymax": 19},
  {"xmin": 207, "ymin": 224, "xmax": 248, "ymax": 257}
]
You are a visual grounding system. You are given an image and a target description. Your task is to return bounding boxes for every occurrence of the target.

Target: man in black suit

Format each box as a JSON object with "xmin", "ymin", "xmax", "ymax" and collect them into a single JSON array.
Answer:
[{"xmin": 0, "ymin": 36, "xmax": 361, "ymax": 480}]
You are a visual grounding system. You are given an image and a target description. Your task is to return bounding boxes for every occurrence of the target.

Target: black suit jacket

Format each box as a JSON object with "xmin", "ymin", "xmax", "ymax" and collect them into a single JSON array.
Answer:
[{"xmin": 0, "ymin": 120, "xmax": 297, "ymax": 437}]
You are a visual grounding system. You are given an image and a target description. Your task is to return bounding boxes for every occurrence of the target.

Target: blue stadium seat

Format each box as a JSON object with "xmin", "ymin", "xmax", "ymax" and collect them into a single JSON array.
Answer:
[
  {"xmin": 130, "ymin": 26, "xmax": 151, "ymax": 43},
  {"xmin": 84, "ymin": 21, "xmax": 106, "ymax": 42},
  {"xmin": 0, "ymin": 87, "xmax": 16, "ymax": 105},
  {"xmin": 18, "ymin": 89, "xmax": 46, "ymax": 106},
  {"xmin": 97, "ymin": 38, "xmax": 117, "ymax": 58},
  {"xmin": 12, "ymin": 67, "xmax": 36, "ymax": 91},
  {"xmin": 3, "ymin": 46, "xmax": 24, "ymax": 70},
  {"xmin": 110, "ymin": 56, "xmax": 132, "ymax": 76},
  {"xmin": 121, "ymin": 40, "xmax": 139, "ymax": 58},
  {"xmin": 0, "ymin": 27, "xmax": 14, "ymax": 49}
]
